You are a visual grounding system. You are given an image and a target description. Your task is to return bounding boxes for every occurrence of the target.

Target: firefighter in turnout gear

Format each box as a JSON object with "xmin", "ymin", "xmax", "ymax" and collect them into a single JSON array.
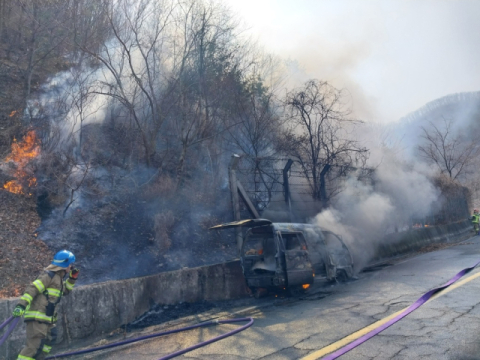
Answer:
[
  {"xmin": 471, "ymin": 209, "xmax": 480, "ymax": 235},
  {"xmin": 13, "ymin": 250, "xmax": 79, "ymax": 360}
]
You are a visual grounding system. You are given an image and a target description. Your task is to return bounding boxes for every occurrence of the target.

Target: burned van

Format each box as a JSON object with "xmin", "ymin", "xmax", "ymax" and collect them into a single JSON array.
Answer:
[{"xmin": 210, "ymin": 219, "xmax": 354, "ymax": 293}]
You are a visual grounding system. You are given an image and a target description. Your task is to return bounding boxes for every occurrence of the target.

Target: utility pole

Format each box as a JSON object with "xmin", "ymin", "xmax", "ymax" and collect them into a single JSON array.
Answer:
[
  {"xmin": 319, "ymin": 164, "xmax": 331, "ymax": 208},
  {"xmin": 283, "ymin": 159, "xmax": 293, "ymax": 221},
  {"xmin": 228, "ymin": 154, "xmax": 243, "ymax": 251}
]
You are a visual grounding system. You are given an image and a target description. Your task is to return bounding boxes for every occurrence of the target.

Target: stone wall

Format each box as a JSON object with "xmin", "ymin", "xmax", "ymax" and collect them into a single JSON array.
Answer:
[
  {"xmin": 373, "ymin": 220, "xmax": 472, "ymax": 261},
  {"xmin": 0, "ymin": 220, "xmax": 473, "ymax": 359},
  {"xmin": 0, "ymin": 260, "xmax": 248, "ymax": 360}
]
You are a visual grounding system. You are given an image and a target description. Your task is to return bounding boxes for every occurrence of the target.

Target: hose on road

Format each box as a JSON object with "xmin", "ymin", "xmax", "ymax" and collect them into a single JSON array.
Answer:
[
  {"xmin": 0, "ymin": 316, "xmax": 21, "ymax": 348},
  {"xmin": 319, "ymin": 259, "xmax": 480, "ymax": 360},
  {"xmin": 45, "ymin": 317, "xmax": 254, "ymax": 360}
]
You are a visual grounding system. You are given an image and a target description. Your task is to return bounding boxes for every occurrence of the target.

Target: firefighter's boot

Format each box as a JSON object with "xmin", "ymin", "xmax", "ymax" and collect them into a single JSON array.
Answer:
[{"xmin": 17, "ymin": 322, "xmax": 55, "ymax": 360}]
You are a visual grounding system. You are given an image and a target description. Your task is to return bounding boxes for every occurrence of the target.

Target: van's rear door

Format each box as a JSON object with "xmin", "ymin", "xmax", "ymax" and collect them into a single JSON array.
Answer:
[{"xmin": 279, "ymin": 231, "xmax": 314, "ymax": 286}]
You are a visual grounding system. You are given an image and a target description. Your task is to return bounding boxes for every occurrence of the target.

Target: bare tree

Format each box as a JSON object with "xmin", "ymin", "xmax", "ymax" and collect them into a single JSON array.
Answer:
[
  {"xmin": 167, "ymin": 0, "xmax": 243, "ymax": 180},
  {"xmin": 62, "ymin": 162, "xmax": 92, "ymax": 216},
  {"xmin": 78, "ymin": 0, "xmax": 178, "ymax": 167},
  {"xmin": 225, "ymin": 76, "xmax": 282, "ymax": 208},
  {"xmin": 280, "ymin": 79, "xmax": 368, "ymax": 207},
  {"xmin": 0, "ymin": 0, "xmax": 110, "ymax": 116},
  {"xmin": 26, "ymin": 63, "xmax": 109, "ymax": 216},
  {"xmin": 0, "ymin": 0, "xmax": 5, "ymax": 36},
  {"xmin": 9, "ymin": 1, "xmax": 74, "ymax": 106},
  {"xmin": 69, "ymin": 0, "xmax": 111, "ymax": 60},
  {"xmin": 418, "ymin": 118, "xmax": 480, "ymax": 181}
]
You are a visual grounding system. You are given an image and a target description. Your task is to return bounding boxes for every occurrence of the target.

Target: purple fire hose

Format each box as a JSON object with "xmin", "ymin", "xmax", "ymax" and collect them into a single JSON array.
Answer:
[
  {"xmin": 0, "ymin": 316, "xmax": 14, "ymax": 331},
  {"xmin": 322, "ymin": 260, "xmax": 480, "ymax": 360},
  {"xmin": 157, "ymin": 317, "xmax": 254, "ymax": 360},
  {"xmin": 0, "ymin": 316, "xmax": 21, "ymax": 348},
  {"xmin": 45, "ymin": 317, "xmax": 253, "ymax": 359}
]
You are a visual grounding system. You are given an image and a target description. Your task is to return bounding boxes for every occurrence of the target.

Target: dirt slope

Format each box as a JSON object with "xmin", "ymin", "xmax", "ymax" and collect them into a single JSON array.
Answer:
[{"xmin": 0, "ymin": 190, "xmax": 52, "ymax": 298}]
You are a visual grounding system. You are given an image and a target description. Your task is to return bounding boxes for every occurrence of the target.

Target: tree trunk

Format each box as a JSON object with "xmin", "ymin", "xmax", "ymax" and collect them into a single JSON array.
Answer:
[
  {"xmin": 23, "ymin": 3, "xmax": 38, "ymax": 116},
  {"xmin": 0, "ymin": 0, "xmax": 5, "ymax": 40},
  {"xmin": 319, "ymin": 164, "xmax": 331, "ymax": 208},
  {"xmin": 176, "ymin": 144, "xmax": 188, "ymax": 182}
]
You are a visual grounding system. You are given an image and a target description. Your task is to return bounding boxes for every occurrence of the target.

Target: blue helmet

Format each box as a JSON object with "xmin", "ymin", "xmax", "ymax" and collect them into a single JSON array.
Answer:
[{"xmin": 52, "ymin": 250, "xmax": 76, "ymax": 268}]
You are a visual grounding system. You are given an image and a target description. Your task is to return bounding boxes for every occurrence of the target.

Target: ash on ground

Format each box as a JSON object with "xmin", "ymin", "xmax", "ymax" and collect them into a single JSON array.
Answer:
[
  {"xmin": 37, "ymin": 190, "xmax": 238, "ymax": 285},
  {"xmin": 127, "ymin": 301, "xmax": 221, "ymax": 331}
]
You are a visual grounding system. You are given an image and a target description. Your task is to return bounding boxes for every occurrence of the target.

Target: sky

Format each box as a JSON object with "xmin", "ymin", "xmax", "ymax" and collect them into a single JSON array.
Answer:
[{"xmin": 223, "ymin": 0, "xmax": 480, "ymax": 124}]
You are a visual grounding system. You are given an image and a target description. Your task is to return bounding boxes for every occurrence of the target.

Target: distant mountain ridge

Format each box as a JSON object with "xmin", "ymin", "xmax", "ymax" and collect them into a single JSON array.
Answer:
[
  {"xmin": 399, "ymin": 91, "xmax": 480, "ymax": 125},
  {"xmin": 389, "ymin": 91, "xmax": 480, "ymax": 154}
]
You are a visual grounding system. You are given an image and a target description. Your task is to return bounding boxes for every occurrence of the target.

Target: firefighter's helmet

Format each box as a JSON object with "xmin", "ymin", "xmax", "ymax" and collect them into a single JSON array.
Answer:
[
  {"xmin": 474, "ymin": 209, "xmax": 479, "ymax": 214},
  {"xmin": 52, "ymin": 250, "xmax": 76, "ymax": 268}
]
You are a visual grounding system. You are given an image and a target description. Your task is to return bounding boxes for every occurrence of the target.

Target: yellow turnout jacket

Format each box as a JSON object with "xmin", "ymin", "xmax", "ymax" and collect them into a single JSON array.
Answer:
[
  {"xmin": 17, "ymin": 265, "xmax": 76, "ymax": 323},
  {"xmin": 471, "ymin": 213, "xmax": 479, "ymax": 224}
]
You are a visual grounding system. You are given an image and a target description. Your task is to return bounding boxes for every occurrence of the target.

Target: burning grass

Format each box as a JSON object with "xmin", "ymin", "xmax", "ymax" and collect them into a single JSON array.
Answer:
[{"xmin": 3, "ymin": 130, "xmax": 40, "ymax": 195}]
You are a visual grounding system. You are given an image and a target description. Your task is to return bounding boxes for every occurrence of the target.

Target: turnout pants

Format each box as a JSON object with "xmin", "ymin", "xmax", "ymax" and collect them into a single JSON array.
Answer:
[
  {"xmin": 473, "ymin": 223, "xmax": 479, "ymax": 233},
  {"xmin": 17, "ymin": 321, "xmax": 56, "ymax": 360}
]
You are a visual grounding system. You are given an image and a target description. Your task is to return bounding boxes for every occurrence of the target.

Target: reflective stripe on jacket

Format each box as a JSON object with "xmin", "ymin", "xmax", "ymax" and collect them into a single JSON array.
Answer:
[
  {"xmin": 472, "ymin": 214, "xmax": 480, "ymax": 224},
  {"xmin": 17, "ymin": 270, "xmax": 76, "ymax": 324}
]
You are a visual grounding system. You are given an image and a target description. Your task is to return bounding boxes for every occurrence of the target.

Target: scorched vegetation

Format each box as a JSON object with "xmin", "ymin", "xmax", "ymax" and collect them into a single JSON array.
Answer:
[{"xmin": 0, "ymin": 0, "xmax": 477, "ymax": 296}]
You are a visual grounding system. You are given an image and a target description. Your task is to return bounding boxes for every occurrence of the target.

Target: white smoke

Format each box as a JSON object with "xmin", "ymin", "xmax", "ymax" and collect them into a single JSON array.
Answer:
[
  {"xmin": 225, "ymin": 0, "xmax": 480, "ymax": 124},
  {"xmin": 312, "ymin": 149, "xmax": 440, "ymax": 269}
]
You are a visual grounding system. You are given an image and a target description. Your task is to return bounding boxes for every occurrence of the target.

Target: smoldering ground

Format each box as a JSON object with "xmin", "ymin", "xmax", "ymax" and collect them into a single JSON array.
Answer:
[{"xmin": 36, "ymin": 165, "xmax": 238, "ymax": 285}]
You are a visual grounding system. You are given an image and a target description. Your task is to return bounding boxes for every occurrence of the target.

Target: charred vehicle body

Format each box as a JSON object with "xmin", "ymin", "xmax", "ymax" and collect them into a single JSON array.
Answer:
[{"xmin": 210, "ymin": 219, "xmax": 354, "ymax": 292}]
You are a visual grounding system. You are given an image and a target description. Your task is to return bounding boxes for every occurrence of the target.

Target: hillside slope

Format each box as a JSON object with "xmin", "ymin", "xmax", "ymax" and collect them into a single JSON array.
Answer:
[
  {"xmin": 0, "ymin": 190, "xmax": 52, "ymax": 297},
  {"xmin": 0, "ymin": 53, "xmax": 56, "ymax": 297}
]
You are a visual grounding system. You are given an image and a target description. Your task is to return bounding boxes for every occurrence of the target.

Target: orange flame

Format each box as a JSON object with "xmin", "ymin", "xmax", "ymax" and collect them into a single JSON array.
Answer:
[
  {"xmin": 3, "ymin": 180, "xmax": 23, "ymax": 194},
  {"xmin": 302, "ymin": 284, "xmax": 310, "ymax": 290},
  {"xmin": 3, "ymin": 130, "xmax": 40, "ymax": 195}
]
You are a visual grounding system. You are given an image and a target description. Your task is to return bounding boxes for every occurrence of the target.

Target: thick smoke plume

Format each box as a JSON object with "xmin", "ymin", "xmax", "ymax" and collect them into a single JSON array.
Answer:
[
  {"xmin": 309, "ymin": 91, "xmax": 479, "ymax": 271},
  {"xmin": 312, "ymin": 150, "xmax": 440, "ymax": 270}
]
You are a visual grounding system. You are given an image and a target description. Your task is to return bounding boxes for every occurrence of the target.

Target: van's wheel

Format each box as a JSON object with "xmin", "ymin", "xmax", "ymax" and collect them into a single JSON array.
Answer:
[
  {"xmin": 335, "ymin": 269, "xmax": 348, "ymax": 282},
  {"xmin": 336, "ymin": 267, "xmax": 355, "ymax": 282},
  {"xmin": 253, "ymin": 287, "xmax": 268, "ymax": 298}
]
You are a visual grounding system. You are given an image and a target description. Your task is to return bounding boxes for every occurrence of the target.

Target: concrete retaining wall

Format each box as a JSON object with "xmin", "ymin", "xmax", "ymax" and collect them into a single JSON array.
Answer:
[
  {"xmin": 373, "ymin": 220, "xmax": 472, "ymax": 261},
  {"xmin": 0, "ymin": 260, "xmax": 248, "ymax": 360},
  {"xmin": 0, "ymin": 220, "xmax": 473, "ymax": 359}
]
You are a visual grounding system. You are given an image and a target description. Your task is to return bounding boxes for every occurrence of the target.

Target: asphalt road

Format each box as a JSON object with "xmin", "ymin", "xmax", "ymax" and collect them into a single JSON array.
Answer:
[{"xmin": 62, "ymin": 234, "xmax": 480, "ymax": 360}]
